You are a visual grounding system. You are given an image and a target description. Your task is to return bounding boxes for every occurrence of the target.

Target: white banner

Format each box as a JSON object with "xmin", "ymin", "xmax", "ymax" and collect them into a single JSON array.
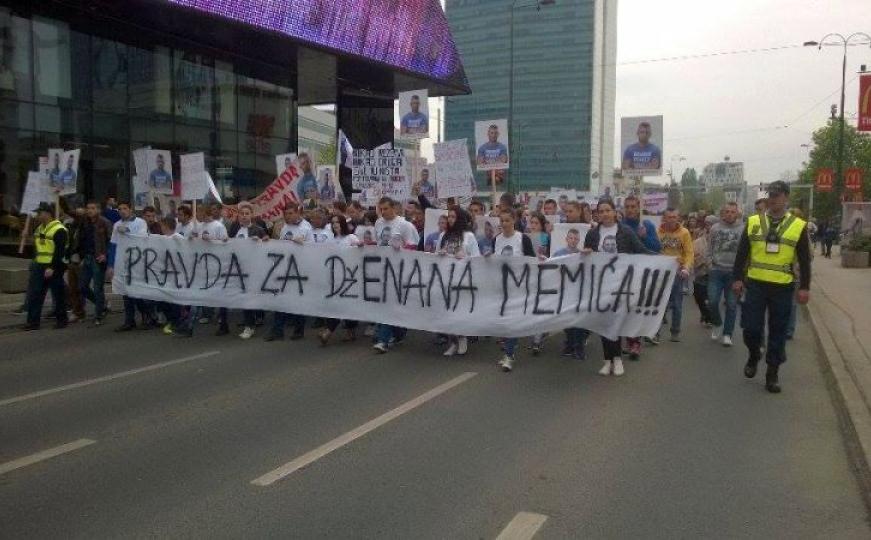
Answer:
[
  {"xmin": 113, "ymin": 235, "xmax": 677, "ymax": 340},
  {"xmin": 434, "ymin": 139, "xmax": 474, "ymax": 199}
]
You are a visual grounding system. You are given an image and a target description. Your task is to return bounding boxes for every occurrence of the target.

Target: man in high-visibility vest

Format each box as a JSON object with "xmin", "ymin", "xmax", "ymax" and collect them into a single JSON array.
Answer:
[
  {"xmin": 732, "ymin": 181, "xmax": 811, "ymax": 393},
  {"xmin": 23, "ymin": 203, "xmax": 69, "ymax": 331}
]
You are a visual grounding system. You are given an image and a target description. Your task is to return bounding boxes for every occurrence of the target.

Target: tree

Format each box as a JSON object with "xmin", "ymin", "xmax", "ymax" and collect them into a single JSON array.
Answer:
[
  {"xmin": 795, "ymin": 121, "xmax": 871, "ymax": 221},
  {"xmin": 679, "ymin": 167, "xmax": 700, "ymax": 213},
  {"xmin": 317, "ymin": 141, "xmax": 337, "ymax": 167}
]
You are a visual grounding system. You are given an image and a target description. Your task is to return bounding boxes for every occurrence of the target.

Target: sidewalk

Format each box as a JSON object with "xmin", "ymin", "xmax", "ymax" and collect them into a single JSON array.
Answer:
[{"xmin": 808, "ymin": 247, "xmax": 871, "ymax": 504}]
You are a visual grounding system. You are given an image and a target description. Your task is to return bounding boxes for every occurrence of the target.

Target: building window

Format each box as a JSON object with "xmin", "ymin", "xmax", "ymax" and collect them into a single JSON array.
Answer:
[
  {"xmin": 32, "ymin": 17, "xmax": 90, "ymax": 108},
  {"xmin": 0, "ymin": 8, "xmax": 33, "ymax": 101}
]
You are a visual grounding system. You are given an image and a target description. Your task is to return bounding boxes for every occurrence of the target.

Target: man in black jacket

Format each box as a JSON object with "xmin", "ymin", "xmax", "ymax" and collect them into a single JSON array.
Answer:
[{"xmin": 219, "ymin": 203, "xmax": 269, "ymax": 339}]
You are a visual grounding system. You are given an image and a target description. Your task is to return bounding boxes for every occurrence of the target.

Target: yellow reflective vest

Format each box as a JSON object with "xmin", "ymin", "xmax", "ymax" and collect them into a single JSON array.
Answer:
[
  {"xmin": 746, "ymin": 212, "xmax": 806, "ymax": 285},
  {"xmin": 34, "ymin": 220, "xmax": 67, "ymax": 265}
]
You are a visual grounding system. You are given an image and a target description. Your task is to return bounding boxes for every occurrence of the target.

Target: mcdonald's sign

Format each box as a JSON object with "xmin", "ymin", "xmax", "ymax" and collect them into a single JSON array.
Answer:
[
  {"xmin": 860, "ymin": 74, "xmax": 871, "ymax": 132},
  {"xmin": 845, "ymin": 168, "xmax": 862, "ymax": 191},
  {"xmin": 816, "ymin": 168, "xmax": 834, "ymax": 192}
]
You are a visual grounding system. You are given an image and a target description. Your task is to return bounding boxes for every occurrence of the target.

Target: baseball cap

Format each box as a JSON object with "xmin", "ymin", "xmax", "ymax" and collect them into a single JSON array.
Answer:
[
  {"xmin": 36, "ymin": 202, "xmax": 54, "ymax": 214},
  {"xmin": 766, "ymin": 181, "xmax": 790, "ymax": 196}
]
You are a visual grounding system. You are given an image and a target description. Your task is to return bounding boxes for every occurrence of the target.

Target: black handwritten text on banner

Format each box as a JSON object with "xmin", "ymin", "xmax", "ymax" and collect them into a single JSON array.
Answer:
[{"xmin": 113, "ymin": 235, "xmax": 677, "ymax": 340}]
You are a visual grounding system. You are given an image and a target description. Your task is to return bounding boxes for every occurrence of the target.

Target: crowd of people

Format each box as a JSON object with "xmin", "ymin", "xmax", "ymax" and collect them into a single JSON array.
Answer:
[{"xmin": 17, "ymin": 180, "xmax": 811, "ymax": 393}]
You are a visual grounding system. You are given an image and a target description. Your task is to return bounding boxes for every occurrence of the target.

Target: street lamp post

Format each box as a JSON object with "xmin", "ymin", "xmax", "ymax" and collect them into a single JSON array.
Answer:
[
  {"xmin": 804, "ymin": 33, "xmax": 871, "ymax": 202},
  {"xmin": 509, "ymin": 0, "xmax": 555, "ymax": 194}
]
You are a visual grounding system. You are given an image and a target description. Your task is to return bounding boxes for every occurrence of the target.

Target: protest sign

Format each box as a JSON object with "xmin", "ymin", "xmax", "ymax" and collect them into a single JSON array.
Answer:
[
  {"xmin": 434, "ymin": 139, "xmax": 474, "ymax": 199},
  {"xmin": 46, "ymin": 149, "xmax": 79, "ymax": 196},
  {"xmin": 474, "ymin": 119, "xmax": 510, "ymax": 171},
  {"xmin": 46, "ymin": 149, "xmax": 63, "ymax": 190},
  {"xmin": 180, "ymin": 152, "xmax": 208, "ymax": 200},
  {"xmin": 352, "ymin": 148, "xmax": 407, "ymax": 201},
  {"xmin": 621, "ymin": 116, "xmax": 664, "ymax": 176},
  {"xmin": 132, "ymin": 147, "xmax": 152, "ymax": 209},
  {"xmin": 113, "ymin": 235, "xmax": 678, "ymax": 340},
  {"xmin": 316, "ymin": 165, "xmax": 339, "ymax": 202},
  {"xmin": 21, "ymin": 171, "xmax": 50, "ymax": 214},
  {"xmin": 550, "ymin": 223, "xmax": 591, "ymax": 257},
  {"xmin": 423, "ymin": 208, "xmax": 448, "ymax": 253},
  {"xmin": 398, "ymin": 90, "xmax": 430, "ymax": 140},
  {"xmin": 275, "ymin": 153, "xmax": 296, "ymax": 177},
  {"xmin": 145, "ymin": 149, "xmax": 174, "ymax": 194},
  {"xmin": 642, "ymin": 192, "xmax": 669, "ymax": 215},
  {"xmin": 474, "ymin": 216, "xmax": 501, "ymax": 256}
]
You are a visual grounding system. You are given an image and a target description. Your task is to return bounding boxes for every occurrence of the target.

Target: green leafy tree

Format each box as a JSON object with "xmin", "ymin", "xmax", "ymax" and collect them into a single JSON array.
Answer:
[
  {"xmin": 679, "ymin": 168, "xmax": 700, "ymax": 213},
  {"xmin": 794, "ymin": 121, "xmax": 871, "ymax": 221},
  {"xmin": 317, "ymin": 141, "xmax": 338, "ymax": 167}
]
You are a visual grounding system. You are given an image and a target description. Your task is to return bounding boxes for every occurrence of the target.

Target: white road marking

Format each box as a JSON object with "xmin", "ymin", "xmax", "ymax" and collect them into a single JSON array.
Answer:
[
  {"xmin": 0, "ymin": 439, "xmax": 96, "ymax": 476},
  {"xmin": 496, "ymin": 512, "xmax": 549, "ymax": 540},
  {"xmin": 252, "ymin": 371, "xmax": 478, "ymax": 486},
  {"xmin": 0, "ymin": 351, "xmax": 220, "ymax": 407}
]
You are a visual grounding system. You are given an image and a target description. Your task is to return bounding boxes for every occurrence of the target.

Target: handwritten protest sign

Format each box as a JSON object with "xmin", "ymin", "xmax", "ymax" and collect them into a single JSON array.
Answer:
[
  {"xmin": 114, "ymin": 235, "xmax": 678, "ymax": 340},
  {"xmin": 434, "ymin": 139, "xmax": 474, "ymax": 199},
  {"xmin": 180, "ymin": 152, "xmax": 208, "ymax": 200}
]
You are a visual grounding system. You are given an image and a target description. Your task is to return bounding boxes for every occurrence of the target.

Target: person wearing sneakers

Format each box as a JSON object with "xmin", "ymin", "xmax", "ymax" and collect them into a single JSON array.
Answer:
[
  {"xmin": 489, "ymin": 208, "xmax": 536, "ymax": 372},
  {"xmin": 437, "ymin": 207, "xmax": 480, "ymax": 357},
  {"xmin": 582, "ymin": 199, "xmax": 653, "ymax": 377},
  {"xmin": 224, "ymin": 202, "xmax": 268, "ymax": 340},
  {"xmin": 707, "ymin": 201, "xmax": 742, "ymax": 347},
  {"xmin": 658, "ymin": 208, "xmax": 693, "ymax": 342},
  {"xmin": 621, "ymin": 194, "xmax": 661, "ymax": 359},
  {"xmin": 318, "ymin": 215, "xmax": 360, "ymax": 346},
  {"xmin": 264, "ymin": 204, "xmax": 314, "ymax": 342},
  {"xmin": 732, "ymin": 181, "xmax": 811, "ymax": 394},
  {"xmin": 372, "ymin": 196, "xmax": 420, "ymax": 354}
]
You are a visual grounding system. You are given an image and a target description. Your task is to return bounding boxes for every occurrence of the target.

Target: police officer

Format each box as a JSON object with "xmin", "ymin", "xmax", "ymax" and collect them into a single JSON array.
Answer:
[
  {"xmin": 732, "ymin": 181, "xmax": 811, "ymax": 393},
  {"xmin": 23, "ymin": 203, "xmax": 69, "ymax": 331}
]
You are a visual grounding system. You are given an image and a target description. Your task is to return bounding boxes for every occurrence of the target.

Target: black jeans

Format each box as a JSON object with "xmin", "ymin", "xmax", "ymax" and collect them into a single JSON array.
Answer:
[
  {"xmin": 742, "ymin": 279, "xmax": 793, "ymax": 366},
  {"xmin": 26, "ymin": 262, "xmax": 67, "ymax": 326},
  {"xmin": 600, "ymin": 336, "xmax": 622, "ymax": 360},
  {"xmin": 218, "ymin": 308, "xmax": 256, "ymax": 329},
  {"xmin": 693, "ymin": 276, "xmax": 712, "ymax": 323},
  {"xmin": 325, "ymin": 319, "xmax": 359, "ymax": 332}
]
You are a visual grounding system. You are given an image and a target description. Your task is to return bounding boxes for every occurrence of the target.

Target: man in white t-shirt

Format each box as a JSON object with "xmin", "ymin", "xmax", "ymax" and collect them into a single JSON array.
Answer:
[
  {"xmin": 175, "ymin": 204, "xmax": 196, "ymax": 238},
  {"xmin": 265, "ymin": 203, "xmax": 314, "ymax": 341},
  {"xmin": 110, "ymin": 201, "xmax": 153, "ymax": 332},
  {"xmin": 372, "ymin": 197, "xmax": 419, "ymax": 353}
]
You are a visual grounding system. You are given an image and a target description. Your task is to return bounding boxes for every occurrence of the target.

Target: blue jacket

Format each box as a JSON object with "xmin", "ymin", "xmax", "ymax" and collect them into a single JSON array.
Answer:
[{"xmin": 621, "ymin": 217, "xmax": 661, "ymax": 253}]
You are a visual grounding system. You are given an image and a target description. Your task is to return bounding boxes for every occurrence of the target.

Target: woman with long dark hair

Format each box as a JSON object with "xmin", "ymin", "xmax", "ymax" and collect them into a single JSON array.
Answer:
[
  {"xmin": 438, "ymin": 207, "xmax": 480, "ymax": 356},
  {"xmin": 583, "ymin": 199, "xmax": 653, "ymax": 377},
  {"xmin": 318, "ymin": 215, "xmax": 360, "ymax": 345}
]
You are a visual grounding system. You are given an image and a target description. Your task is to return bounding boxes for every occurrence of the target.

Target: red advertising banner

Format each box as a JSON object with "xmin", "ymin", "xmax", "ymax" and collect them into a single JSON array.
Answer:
[
  {"xmin": 860, "ymin": 74, "xmax": 871, "ymax": 132},
  {"xmin": 816, "ymin": 168, "xmax": 834, "ymax": 192},
  {"xmin": 845, "ymin": 168, "xmax": 863, "ymax": 191}
]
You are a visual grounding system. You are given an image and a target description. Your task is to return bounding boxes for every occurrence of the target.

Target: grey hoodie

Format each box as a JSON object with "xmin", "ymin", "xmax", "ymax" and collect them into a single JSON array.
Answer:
[{"xmin": 708, "ymin": 220, "xmax": 743, "ymax": 270}]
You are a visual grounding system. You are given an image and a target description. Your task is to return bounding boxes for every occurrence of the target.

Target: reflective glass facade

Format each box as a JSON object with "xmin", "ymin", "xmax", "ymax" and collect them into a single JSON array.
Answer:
[
  {"xmin": 445, "ymin": 0, "xmax": 614, "ymax": 192},
  {"xmin": 0, "ymin": 7, "xmax": 298, "ymax": 211}
]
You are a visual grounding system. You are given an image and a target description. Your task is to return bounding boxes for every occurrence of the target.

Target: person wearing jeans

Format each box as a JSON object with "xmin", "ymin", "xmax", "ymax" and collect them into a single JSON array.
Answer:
[
  {"xmin": 658, "ymin": 208, "xmax": 694, "ymax": 342},
  {"xmin": 706, "ymin": 202, "xmax": 743, "ymax": 346}
]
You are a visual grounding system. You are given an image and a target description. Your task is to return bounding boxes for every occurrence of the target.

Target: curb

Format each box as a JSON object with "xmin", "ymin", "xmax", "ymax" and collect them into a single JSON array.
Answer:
[{"xmin": 806, "ymin": 301, "xmax": 871, "ymax": 513}]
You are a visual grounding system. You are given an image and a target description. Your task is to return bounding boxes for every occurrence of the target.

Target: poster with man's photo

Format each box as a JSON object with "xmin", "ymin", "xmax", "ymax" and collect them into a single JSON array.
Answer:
[
  {"xmin": 474, "ymin": 216, "xmax": 501, "ymax": 256},
  {"xmin": 474, "ymin": 119, "xmax": 510, "ymax": 171},
  {"xmin": 398, "ymin": 89, "xmax": 430, "ymax": 140},
  {"xmin": 354, "ymin": 226, "xmax": 377, "ymax": 246},
  {"xmin": 423, "ymin": 208, "xmax": 448, "ymax": 253},
  {"xmin": 550, "ymin": 223, "xmax": 591, "ymax": 258},
  {"xmin": 275, "ymin": 153, "xmax": 297, "ymax": 178},
  {"xmin": 145, "ymin": 149, "xmax": 174, "ymax": 194},
  {"xmin": 46, "ymin": 149, "xmax": 63, "ymax": 190},
  {"xmin": 620, "ymin": 115, "xmax": 663, "ymax": 176},
  {"xmin": 316, "ymin": 165, "xmax": 339, "ymax": 202}
]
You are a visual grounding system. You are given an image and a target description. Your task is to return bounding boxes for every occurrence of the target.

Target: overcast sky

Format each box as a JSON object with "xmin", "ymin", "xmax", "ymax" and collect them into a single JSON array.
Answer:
[{"xmin": 616, "ymin": 0, "xmax": 871, "ymax": 186}]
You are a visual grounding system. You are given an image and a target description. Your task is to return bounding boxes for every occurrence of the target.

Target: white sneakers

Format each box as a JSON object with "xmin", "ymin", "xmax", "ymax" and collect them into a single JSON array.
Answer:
[
  {"xmin": 599, "ymin": 358, "xmax": 625, "ymax": 376},
  {"xmin": 445, "ymin": 337, "xmax": 468, "ymax": 357},
  {"xmin": 722, "ymin": 335, "xmax": 733, "ymax": 347},
  {"xmin": 499, "ymin": 355, "xmax": 514, "ymax": 372},
  {"xmin": 711, "ymin": 327, "xmax": 721, "ymax": 341},
  {"xmin": 373, "ymin": 342, "xmax": 388, "ymax": 354},
  {"xmin": 239, "ymin": 326, "xmax": 255, "ymax": 340}
]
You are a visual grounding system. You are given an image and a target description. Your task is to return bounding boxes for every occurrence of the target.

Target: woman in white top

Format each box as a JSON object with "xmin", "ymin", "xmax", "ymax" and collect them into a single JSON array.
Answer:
[
  {"xmin": 318, "ymin": 215, "xmax": 360, "ymax": 345},
  {"xmin": 438, "ymin": 208, "xmax": 480, "ymax": 357}
]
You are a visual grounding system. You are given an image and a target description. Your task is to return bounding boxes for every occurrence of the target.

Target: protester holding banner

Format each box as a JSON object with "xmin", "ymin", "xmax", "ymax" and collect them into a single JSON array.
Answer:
[
  {"xmin": 558, "ymin": 201, "xmax": 591, "ymax": 360},
  {"xmin": 491, "ymin": 208, "xmax": 537, "ymax": 372},
  {"xmin": 109, "ymin": 202, "xmax": 154, "ymax": 332},
  {"xmin": 620, "ymin": 195, "xmax": 660, "ymax": 359},
  {"xmin": 583, "ymin": 199, "xmax": 654, "ymax": 377},
  {"xmin": 266, "ymin": 204, "xmax": 314, "ymax": 342},
  {"xmin": 438, "ymin": 208, "xmax": 480, "ymax": 357},
  {"xmin": 318, "ymin": 215, "xmax": 361, "ymax": 346},
  {"xmin": 372, "ymin": 197, "xmax": 420, "ymax": 354},
  {"xmin": 221, "ymin": 202, "xmax": 269, "ymax": 340}
]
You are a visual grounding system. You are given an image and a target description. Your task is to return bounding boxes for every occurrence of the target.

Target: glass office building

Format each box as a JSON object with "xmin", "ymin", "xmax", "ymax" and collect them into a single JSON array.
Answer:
[
  {"xmin": 0, "ymin": 0, "xmax": 468, "ymax": 211},
  {"xmin": 444, "ymin": 0, "xmax": 616, "ymax": 193}
]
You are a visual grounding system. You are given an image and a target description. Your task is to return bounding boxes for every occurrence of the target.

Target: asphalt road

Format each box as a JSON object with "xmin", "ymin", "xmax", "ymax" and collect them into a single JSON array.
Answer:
[{"xmin": 0, "ymin": 304, "xmax": 868, "ymax": 539}]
